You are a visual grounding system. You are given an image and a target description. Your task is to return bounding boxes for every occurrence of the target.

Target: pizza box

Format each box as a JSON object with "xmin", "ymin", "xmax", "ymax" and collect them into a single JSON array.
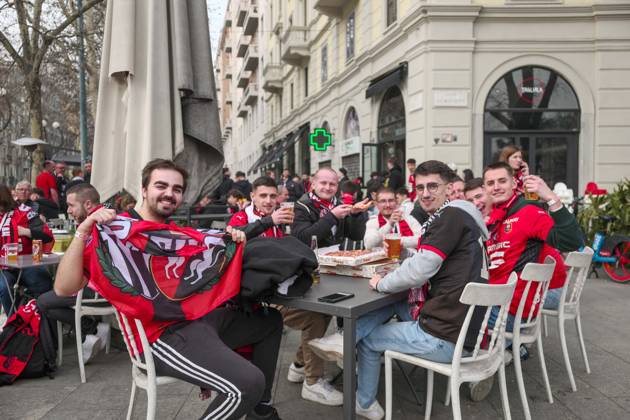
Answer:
[
  {"xmin": 319, "ymin": 259, "xmax": 400, "ymax": 278},
  {"xmin": 317, "ymin": 248, "xmax": 388, "ymax": 267}
]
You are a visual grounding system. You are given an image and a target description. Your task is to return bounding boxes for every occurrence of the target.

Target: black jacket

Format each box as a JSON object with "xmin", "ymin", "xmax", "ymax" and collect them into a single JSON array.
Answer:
[
  {"xmin": 386, "ymin": 166, "xmax": 404, "ymax": 191},
  {"xmin": 291, "ymin": 193, "xmax": 368, "ymax": 248},
  {"xmin": 211, "ymin": 176, "xmax": 234, "ymax": 204},
  {"xmin": 240, "ymin": 236, "xmax": 317, "ymax": 299},
  {"xmin": 234, "ymin": 179, "xmax": 252, "ymax": 198},
  {"xmin": 35, "ymin": 198, "xmax": 60, "ymax": 220}
]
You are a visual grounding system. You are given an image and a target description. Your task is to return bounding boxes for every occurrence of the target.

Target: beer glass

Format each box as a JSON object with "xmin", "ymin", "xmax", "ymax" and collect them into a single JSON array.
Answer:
[
  {"xmin": 385, "ymin": 233, "xmax": 402, "ymax": 260},
  {"xmin": 5, "ymin": 243, "xmax": 18, "ymax": 263},
  {"xmin": 280, "ymin": 202, "xmax": 295, "ymax": 234}
]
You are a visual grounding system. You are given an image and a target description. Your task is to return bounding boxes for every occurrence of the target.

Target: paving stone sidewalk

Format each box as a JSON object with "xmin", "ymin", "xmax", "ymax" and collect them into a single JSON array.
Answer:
[{"xmin": 1, "ymin": 275, "xmax": 630, "ymax": 420}]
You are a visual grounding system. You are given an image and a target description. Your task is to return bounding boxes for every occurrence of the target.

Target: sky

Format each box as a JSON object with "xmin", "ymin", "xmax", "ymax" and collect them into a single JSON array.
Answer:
[{"xmin": 208, "ymin": 0, "xmax": 229, "ymax": 56}]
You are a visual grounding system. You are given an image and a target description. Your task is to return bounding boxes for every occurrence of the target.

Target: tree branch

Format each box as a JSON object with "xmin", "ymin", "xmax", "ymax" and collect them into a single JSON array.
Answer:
[
  {"xmin": 0, "ymin": 31, "xmax": 25, "ymax": 70},
  {"xmin": 31, "ymin": 0, "xmax": 44, "ymax": 51}
]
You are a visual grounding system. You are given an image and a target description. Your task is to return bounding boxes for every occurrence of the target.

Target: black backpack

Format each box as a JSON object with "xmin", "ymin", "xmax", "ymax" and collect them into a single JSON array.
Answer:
[{"xmin": 0, "ymin": 300, "xmax": 57, "ymax": 385}]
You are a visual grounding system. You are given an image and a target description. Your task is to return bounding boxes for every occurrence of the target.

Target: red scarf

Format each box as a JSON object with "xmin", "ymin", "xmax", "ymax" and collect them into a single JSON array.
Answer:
[
  {"xmin": 487, "ymin": 193, "xmax": 519, "ymax": 235},
  {"xmin": 310, "ymin": 192, "xmax": 337, "ymax": 217},
  {"xmin": 249, "ymin": 206, "xmax": 282, "ymax": 238},
  {"xmin": 377, "ymin": 214, "xmax": 413, "ymax": 237}
]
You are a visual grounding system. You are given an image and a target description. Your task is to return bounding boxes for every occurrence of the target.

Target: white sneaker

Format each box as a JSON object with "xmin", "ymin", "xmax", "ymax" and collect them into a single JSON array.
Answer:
[
  {"xmin": 82, "ymin": 334, "xmax": 102, "ymax": 365},
  {"xmin": 468, "ymin": 376, "xmax": 494, "ymax": 402},
  {"xmin": 301, "ymin": 378, "xmax": 343, "ymax": 406},
  {"xmin": 287, "ymin": 362, "xmax": 305, "ymax": 383},
  {"xmin": 95, "ymin": 322, "xmax": 110, "ymax": 352},
  {"xmin": 356, "ymin": 400, "xmax": 384, "ymax": 420},
  {"xmin": 308, "ymin": 332, "xmax": 343, "ymax": 362}
]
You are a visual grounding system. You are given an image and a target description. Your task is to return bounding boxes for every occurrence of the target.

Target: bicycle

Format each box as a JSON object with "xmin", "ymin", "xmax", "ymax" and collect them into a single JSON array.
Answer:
[{"xmin": 572, "ymin": 196, "xmax": 630, "ymax": 283}]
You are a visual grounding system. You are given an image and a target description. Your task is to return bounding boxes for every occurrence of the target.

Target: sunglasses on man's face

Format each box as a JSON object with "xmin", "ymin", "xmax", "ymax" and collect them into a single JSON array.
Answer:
[{"xmin": 415, "ymin": 182, "xmax": 443, "ymax": 194}]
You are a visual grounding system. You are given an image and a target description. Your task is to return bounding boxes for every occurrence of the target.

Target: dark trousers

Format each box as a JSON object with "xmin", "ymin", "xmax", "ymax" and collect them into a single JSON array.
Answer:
[
  {"xmin": 36, "ymin": 288, "xmax": 98, "ymax": 337},
  {"xmin": 0, "ymin": 267, "xmax": 52, "ymax": 315},
  {"xmin": 151, "ymin": 306, "xmax": 283, "ymax": 420}
]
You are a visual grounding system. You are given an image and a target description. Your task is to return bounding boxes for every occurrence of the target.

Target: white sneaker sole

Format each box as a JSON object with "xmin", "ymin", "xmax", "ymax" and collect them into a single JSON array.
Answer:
[
  {"xmin": 287, "ymin": 369, "xmax": 305, "ymax": 383},
  {"xmin": 301, "ymin": 386, "xmax": 343, "ymax": 406},
  {"xmin": 469, "ymin": 376, "xmax": 494, "ymax": 402},
  {"xmin": 309, "ymin": 341, "xmax": 343, "ymax": 362}
]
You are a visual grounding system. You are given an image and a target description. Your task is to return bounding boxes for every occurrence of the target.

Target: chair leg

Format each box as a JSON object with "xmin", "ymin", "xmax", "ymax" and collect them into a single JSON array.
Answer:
[
  {"xmin": 558, "ymin": 317, "xmax": 577, "ymax": 392},
  {"xmin": 126, "ymin": 381, "xmax": 137, "ymax": 420},
  {"xmin": 425, "ymin": 370, "xmax": 434, "ymax": 420},
  {"xmin": 385, "ymin": 354, "xmax": 393, "ymax": 420},
  {"xmin": 75, "ymin": 311, "xmax": 86, "ymax": 383},
  {"xmin": 543, "ymin": 315, "xmax": 549, "ymax": 337},
  {"xmin": 444, "ymin": 377, "xmax": 451, "ymax": 406},
  {"xmin": 512, "ymin": 343, "xmax": 531, "ymax": 420},
  {"xmin": 498, "ymin": 364, "xmax": 512, "ymax": 420},
  {"xmin": 536, "ymin": 332, "xmax": 554, "ymax": 403},
  {"xmin": 56, "ymin": 321, "xmax": 63, "ymax": 367},
  {"xmin": 146, "ymin": 382, "xmax": 157, "ymax": 420},
  {"xmin": 575, "ymin": 313, "xmax": 591, "ymax": 374},
  {"xmin": 449, "ymin": 379, "xmax": 462, "ymax": 420}
]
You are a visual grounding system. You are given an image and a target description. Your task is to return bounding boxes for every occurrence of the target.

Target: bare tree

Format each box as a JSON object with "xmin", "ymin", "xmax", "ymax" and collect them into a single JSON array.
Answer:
[{"xmin": 0, "ymin": 0, "xmax": 104, "ymax": 182}]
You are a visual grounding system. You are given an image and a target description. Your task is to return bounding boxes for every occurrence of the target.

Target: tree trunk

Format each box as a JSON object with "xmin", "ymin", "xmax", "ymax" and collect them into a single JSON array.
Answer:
[
  {"xmin": 84, "ymin": 7, "xmax": 100, "ymax": 123},
  {"xmin": 28, "ymin": 76, "xmax": 44, "ymax": 184}
]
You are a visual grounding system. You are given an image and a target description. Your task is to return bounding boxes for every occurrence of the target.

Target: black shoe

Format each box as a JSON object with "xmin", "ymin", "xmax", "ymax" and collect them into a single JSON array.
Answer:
[{"xmin": 246, "ymin": 405, "xmax": 281, "ymax": 420}]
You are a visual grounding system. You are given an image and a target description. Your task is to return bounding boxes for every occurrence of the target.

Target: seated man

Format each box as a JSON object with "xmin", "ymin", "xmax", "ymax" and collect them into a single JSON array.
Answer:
[
  {"xmin": 54, "ymin": 159, "xmax": 283, "ymax": 420},
  {"xmin": 311, "ymin": 161, "xmax": 489, "ymax": 419},
  {"xmin": 292, "ymin": 167, "xmax": 370, "ymax": 248},
  {"xmin": 37, "ymin": 183, "xmax": 109, "ymax": 363},
  {"xmin": 0, "ymin": 184, "xmax": 54, "ymax": 315},
  {"xmin": 394, "ymin": 187, "xmax": 414, "ymax": 216},
  {"xmin": 229, "ymin": 176, "xmax": 343, "ymax": 406},
  {"xmin": 363, "ymin": 187, "xmax": 420, "ymax": 250},
  {"xmin": 483, "ymin": 163, "xmax": 583, "ymax": 364},
  {"xmin": 464, "ymin": 177, "xmax": 491, "ymax": 221},
  {"xmin": 448, "ymin": 174, "xmax": 466, "ymax": 200}
]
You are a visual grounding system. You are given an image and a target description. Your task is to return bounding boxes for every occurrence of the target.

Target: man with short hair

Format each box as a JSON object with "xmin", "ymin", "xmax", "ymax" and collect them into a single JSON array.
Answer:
[
  {"xmin": 55, "ymin": 159, "xmax": 284, "ymax": 420},
  {"xmin": 211, "ymin": 167, "xmax": 234, "ymax": 204},
  {"xmin": 292, "ymin": 167, "xmax": 369, "ymax": 248},
  {"xmin": 35, "ymin": 160, "xmax": 59, "ymax": 204},
  {"xmin": 66, "ymin": 168, "xmax": 86, "ymax": 190},
  {"xmin": 229, "ymin": 176, "xmax": 343, "ymax": 406},
  {"xmin": 449, "ymin": 174, "xmax": 465, "ymax": 201},
  {"xmin": 364, "ymin": 187, "xmax": 420, "ymax": 250},
  {"xmin": 54, "ymin": 162, "xmax": 68, "ymax": 213},
  {"xmin": 83, "ymin": 161, "xmax": 92, "ymax": 184},
  {"xmin": 311, "ymin": 161, "xmax": 489, "ymax": 419},
  {"xmin": 464, "ymin": 177, "xmax": 491, "ymax": 219},
  {"xmin": 234, "ymin": 171, "xmax": 253, "ymax": 198},
  {"xmin": 394, "ymin": 187, "xmax": 414, "ymax": 215},
  {"xmin": 406, "ymin": 158, "xmax": 417, "ymax": 201},
  {"xmin": 37, "ymin": 183, "xmax": 109, "ymax": 363},
  {"xmin": 276, "ymin": 185, "xmax": 289, "ymax": 205},
  {"xmin": 14, "ymin": 180, "xmax": 36, "ymax": 210}
]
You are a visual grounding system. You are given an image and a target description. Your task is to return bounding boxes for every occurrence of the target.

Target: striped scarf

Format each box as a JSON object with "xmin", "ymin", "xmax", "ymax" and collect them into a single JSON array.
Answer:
[{"xmin": 408, "ymin": 199, "xmax": 450, "ymax": 320}]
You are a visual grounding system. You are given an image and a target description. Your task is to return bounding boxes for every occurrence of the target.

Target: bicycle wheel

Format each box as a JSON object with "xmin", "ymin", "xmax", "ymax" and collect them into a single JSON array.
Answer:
[{"xmin": 604, "ymin": 241, "xmax": 630, "ymax": 283}]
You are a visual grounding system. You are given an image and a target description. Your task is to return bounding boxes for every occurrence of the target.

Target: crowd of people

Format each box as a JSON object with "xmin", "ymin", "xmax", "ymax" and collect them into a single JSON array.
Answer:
[{"xmin": 0, "ymin": 143, "xmax": 584, "ymax": 420}]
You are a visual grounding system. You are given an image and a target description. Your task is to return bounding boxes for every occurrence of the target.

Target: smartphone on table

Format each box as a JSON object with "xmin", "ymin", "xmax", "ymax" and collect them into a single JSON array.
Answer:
[{"xmin": 318, "ymin": 292, "xmax": 355, "ymax": 303}]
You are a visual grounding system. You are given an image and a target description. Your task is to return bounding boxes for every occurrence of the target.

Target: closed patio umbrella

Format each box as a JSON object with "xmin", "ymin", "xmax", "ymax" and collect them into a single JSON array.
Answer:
[{"xmin": 92, "ymin": 0, "xmax": 223, "ymax": 204}]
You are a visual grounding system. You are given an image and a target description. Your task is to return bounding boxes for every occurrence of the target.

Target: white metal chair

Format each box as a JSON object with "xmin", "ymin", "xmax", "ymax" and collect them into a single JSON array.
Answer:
[
  {"xmin": 384, "ymin": 276, "xmax": 517, "ymax": 420},
  {"xmin": 56, "ymin": 289, "xmax": 116, "ymax": 383},
  {"xmin": 542, "ymin": 247, "xmax": 594, "ymax": 392},
  {"xmin": 508, "ymin": 256, "xmax": 557, "ymax": 420},
  {"xmin": 115, "ymin": 309, "xmax": 181, "ymax": 420}
]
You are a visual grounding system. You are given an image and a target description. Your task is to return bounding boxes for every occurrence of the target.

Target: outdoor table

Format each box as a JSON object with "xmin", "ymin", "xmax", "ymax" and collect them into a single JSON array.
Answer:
[
  {"xmin": 168, "ymin": 213, "xmax": 232, "ymax": 226},
  {"xmin": 1, "ymin": 253, "xmax": 62, "ymax": 313},
  {"xmin": 270, "ymin": 274, "xmax": 407, "ymax": 420}
]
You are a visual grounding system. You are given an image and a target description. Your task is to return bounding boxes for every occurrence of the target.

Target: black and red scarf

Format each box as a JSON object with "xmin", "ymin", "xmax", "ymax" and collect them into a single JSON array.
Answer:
[
  {"xmin": 487, "ymin": 193, "xmax": 519, "ymax": 237},
  {"xmin": 309, "ymin": 192, "xmax": 337, "ymax": 218},
  {"xmin": 245, "ymin": 205, "xmax": 282, "ymax": 238},
  {"xmin": 377, "ymin": 214, "xmax": 413, "ymax": 237}
]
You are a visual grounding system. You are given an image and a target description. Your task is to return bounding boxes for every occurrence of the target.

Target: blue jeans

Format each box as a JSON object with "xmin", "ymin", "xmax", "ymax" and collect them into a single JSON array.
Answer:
[
  {"xmin": 0, "ymin": 267, "xmax": 52, "ymax": 315},
  {"xmin": 355, "ymin": 300, "xmax": 413, "ymax": 343},
  {"xmin": 356, "ymin": 320, "xmax": 456, "ymax": 408},
  {"xmin": 543, "ymin": 288, "xmax": 562, "ymax": 310}
]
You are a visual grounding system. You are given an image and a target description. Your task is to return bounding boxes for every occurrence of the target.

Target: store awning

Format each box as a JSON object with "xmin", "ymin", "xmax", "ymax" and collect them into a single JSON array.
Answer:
[
  {"xmin": 365, "ymin": 62, "xmax": 408, "ymax": 99},
  {"xmin": 283, "ymin": 123, "xmax": 310, "ymax": 151},
  {"xmin": 249, "ymin": 148, "xmax": 270, "ymax": 172}
]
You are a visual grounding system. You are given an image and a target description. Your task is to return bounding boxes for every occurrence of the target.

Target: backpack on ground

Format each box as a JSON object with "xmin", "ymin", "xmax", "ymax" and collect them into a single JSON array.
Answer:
[{"xmin": 0, "ymin": 299, "xmax": 57, "ymax": 385}]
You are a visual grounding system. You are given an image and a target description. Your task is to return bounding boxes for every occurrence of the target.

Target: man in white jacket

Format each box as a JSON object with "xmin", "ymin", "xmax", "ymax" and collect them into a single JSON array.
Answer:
[{"xmin": 363, "ymin": 187, "xmax": 421, "ymax": 250}]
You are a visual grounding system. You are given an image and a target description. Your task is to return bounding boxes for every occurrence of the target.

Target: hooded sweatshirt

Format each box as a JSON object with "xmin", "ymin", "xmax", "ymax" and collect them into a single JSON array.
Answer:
[{"xmin": 377, "ymin": 200, "xmax": 489, "ymax": 349}]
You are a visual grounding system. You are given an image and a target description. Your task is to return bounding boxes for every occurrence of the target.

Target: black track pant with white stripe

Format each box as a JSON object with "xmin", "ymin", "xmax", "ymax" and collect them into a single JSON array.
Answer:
[{"xmin": 151, "ymin": 306, "xmax": 283, "ymax": 420}]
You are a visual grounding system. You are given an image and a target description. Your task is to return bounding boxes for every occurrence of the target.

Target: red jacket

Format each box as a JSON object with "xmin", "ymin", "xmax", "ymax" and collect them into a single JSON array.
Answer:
[
  {"xmin": 487, "ymin": 197, "xmax": 567, "ymax": 317},
  {"xmin": 1, "ymin": 204, "xmax": 54, "ymax": 255}
]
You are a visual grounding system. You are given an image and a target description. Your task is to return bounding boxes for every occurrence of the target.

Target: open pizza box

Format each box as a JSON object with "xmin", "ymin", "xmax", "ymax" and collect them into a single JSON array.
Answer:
[{"xmin": 316, "ymin": 245, "xmax": 399, "ymax": 278}]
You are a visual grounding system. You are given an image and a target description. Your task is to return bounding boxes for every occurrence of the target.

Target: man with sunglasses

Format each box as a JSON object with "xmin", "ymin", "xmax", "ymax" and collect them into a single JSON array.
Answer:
[
  {"xmin": 310, "ymin": 161, "xmax": 489, "ymax": 419},
  {"xmin": 363, "ymin": 187, "xmax": 420, "ymax": 250}
]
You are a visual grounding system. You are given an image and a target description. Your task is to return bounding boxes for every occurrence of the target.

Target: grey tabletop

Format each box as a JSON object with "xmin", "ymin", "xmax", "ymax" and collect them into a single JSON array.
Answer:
[
  {"xmin": 1, "ymin": 253, "xmax": 62, "ymax": 269},
  {"xmin": 270, "ymin": 273, "xmax": 407, "ymax": 319}
]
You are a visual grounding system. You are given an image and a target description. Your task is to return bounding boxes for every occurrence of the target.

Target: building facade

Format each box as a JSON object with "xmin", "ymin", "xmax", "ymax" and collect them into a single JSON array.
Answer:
[{"xmin": 216, "ymin": 0, "xmax": 630, "ymax": 193}]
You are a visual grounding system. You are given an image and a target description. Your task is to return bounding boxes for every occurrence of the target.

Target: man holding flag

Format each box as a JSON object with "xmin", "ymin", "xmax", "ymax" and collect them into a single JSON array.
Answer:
[{"xmin": 55, "ymin": 159, "xmax": 284, "ymax": 420}]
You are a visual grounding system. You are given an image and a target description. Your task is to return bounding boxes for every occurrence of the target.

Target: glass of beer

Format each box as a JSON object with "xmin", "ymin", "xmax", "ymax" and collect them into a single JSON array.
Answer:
[
  {"xmin": 280, "ymin": 202, "xmax": 295, "ymax": 234},
  {"xmin": 385, "ymin": 233, "xmax": 402, "ymax": 260},
  {"xmin": 5, "ymin": 243, "xmax": 18, "ymax": 263}
]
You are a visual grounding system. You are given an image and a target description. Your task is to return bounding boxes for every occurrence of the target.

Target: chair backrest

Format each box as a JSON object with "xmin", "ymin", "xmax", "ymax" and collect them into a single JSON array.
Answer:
[
  {"xmin": 452, "ymin": 274, "xmax": 517, "ymax": 373},
  {"xmin": 561, "ymin": 247, "xmax": 594, "ymax": 311},
  {"xmin": 114, "ymin": 308, "xmax": 157, "ymax": 380},
  {"xmin": 514, "ymin": 256, "xmax": 557, "ymax": 332},
  {"xmin": 74, "ymin": 288, "xmax": 110, "ymax": 307}
]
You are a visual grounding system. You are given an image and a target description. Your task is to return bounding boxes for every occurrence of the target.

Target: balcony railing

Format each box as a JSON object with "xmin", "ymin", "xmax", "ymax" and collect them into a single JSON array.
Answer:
[
  {"xmin": 262, "ymin": 63, "xmax": 282, "ymax": 93},
  {"xmin": 235, "ymin": 0, "xmax": 248, "ymax": 27},
  {"xmin": 244, "ymin": 44, "xmax": 259, "ymax": 71},
  {"xmin": 237, "ymin": 34, "xmax": 250, "ymax": 58},
  {"xmin": 237, "ymin": 69, "xmax": 252, "ymax": 89},
  {"xmin": 237, "ymin": 100, "xmax": 249, "ymax": 118},
  {"xmin": 243, "ymin": 4, "xmax": 259, "ymax": 36},
  {"xmin": 281, "ymin": 25, "xmax": 309, "ymax": 66},
  {"xmin": 243, "ymin": 82, "xmax": 259, "ymax": 106}
]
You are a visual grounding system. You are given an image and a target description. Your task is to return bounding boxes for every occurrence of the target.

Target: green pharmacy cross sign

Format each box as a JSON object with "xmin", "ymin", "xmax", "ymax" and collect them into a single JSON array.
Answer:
[{"xmin": 309, "ymin": 128, "xmax": 332, "ymax": 151}]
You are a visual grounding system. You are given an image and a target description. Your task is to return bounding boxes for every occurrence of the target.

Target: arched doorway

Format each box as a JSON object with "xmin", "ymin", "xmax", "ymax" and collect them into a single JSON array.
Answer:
[
  {"xmin": 484, "ymin": 66, "xmax": 580, "ymax": 192},
  {"xmin": 377, "ymin": 87, "xmax": 406, "ymax": 174}
]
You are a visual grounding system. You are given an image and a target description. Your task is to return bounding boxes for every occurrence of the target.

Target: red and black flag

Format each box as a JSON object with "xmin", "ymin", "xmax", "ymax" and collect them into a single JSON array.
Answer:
[{"xmin": 88, "ymin": 217, "xmax": 243, "ymax": 322}]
